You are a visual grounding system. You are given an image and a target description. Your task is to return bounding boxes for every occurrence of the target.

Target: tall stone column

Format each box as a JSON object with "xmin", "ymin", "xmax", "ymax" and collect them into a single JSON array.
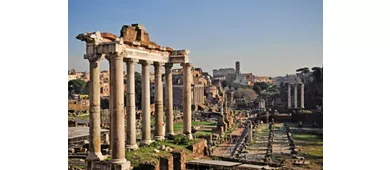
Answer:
[
  {"xmin": 300, "ymin": 84, "xmax": 305, "ymax": 109},
  {"xmin": 287, "ymin": 84, "xmax": 291, "ymax": 108},
  {"xmin": 248, "ymin": 122, "xmax": 253, "ymax": 143},
  {"xmin": 125, "ymin": 58, "xmax": 138, "ymax": 150},
  {"xmin": 294, "ymin": 84, "xmax": 298, "ymax": 108},
  {"xmin": 154, "ymin": 62, "xmax": 164, "ymax": 140},
  {"xmin": 182, "ymin": 63, "xmax": 193, "ymax": 140},
  {"xmin": 164, "ymin": 63, "xmax": 174, "ymax": 136},
  {"xmin": 110, "ymin": 54, "xmax": 126, "ymax": 164},
  {"xmin": 86, "ymin": 57, "xmax": 104, "ymax": 161},
  {"xmin": 109, "ymin": 60, "xmax": 114, "ymax": 154},
  {"xmin": 224, "ymin": 95, "xmax": 228, "ymax": 113},
  {"xmin": 140, "ymin": 60, "xmax": 152, "ymax": 145}
]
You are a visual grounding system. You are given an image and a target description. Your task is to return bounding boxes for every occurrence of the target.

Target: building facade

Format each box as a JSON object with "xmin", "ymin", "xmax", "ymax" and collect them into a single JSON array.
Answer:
[{"xmin": 213, "ymin": 68, "xmax": 236, "ymax": 77}]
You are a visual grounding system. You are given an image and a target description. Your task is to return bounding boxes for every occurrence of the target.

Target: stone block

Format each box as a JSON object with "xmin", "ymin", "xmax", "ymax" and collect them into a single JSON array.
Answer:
[
  {"xmin": 159, "ymin": 155, "xmax": 173, "ymax": 170},
  {"xmin": 87, "ymin": 160, "xmax": 131, "ymax": 170},
  {"xmin": 120, "ymin": 25, "xmax": 137, "ymax": 43},
  {"xmin": 171, "ymin": 151, "xmax": 186, "ymax": 170}
]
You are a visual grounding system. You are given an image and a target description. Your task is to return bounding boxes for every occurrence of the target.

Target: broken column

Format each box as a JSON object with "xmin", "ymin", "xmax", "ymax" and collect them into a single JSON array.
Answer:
[
  {"xmin": 248, "ymin": 122, "xmax": 253, "ymax": 143},
  {"xmin": 154, "ymin": 62, "xmax": 164, "ymax": 140}
]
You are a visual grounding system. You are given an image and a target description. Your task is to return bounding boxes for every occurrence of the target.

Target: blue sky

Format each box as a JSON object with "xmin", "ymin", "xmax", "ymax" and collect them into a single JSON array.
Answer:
[{"xmin": 69, "ymin": 0, "xmax": 322, "ymax": 77}]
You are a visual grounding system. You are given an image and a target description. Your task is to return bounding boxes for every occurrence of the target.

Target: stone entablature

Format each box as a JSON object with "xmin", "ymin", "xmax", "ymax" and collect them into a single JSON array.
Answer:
[{"xmin": 76, "ymin": 24, "xmax": 189, "ymax": 64}]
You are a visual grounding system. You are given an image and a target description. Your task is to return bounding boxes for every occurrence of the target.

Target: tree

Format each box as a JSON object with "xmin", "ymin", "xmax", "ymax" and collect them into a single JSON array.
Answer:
[
  {"xmin": 68, "ymin": 79, "xmax": 87, "ymax": 94},
  {"xmin": 311, "ymin": 67, "xmax": 322, "ymax": 83},
  {"xmin": 296, "ymin": 67, "xmax": 311, "ymax": 84},
  {"xmin": 253, "ymin": 82, "xmax": 269, "ymax": 96},
  {"xmin": 234, "ymin": 88, "xmax": 258, "ymax": 101}
]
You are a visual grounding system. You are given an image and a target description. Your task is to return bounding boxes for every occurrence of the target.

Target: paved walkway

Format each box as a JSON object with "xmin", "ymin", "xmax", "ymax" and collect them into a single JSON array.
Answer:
[{"xmin": 243, "ymin": 123, "xmax": 291, "ymax": 161}]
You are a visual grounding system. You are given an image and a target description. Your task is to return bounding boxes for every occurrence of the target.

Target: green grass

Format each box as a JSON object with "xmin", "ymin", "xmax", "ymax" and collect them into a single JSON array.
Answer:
[
  {"xmin": 120, "ymin": 138, "xmax": 202, "ymax": 167},
  {"xmin": 293, "ymin": 133, "xmax": 323, "ymax": 164},
  {"xmin": 194, "ymin": 131, "xmax": 212, "ymax": 137},
  {"xmin": 76, "ymin": 113, "xmax": 89, "ymax": 120},
  {"xmin": 174, "ymin": 121, "xmax": 214, "ymax": 132}
]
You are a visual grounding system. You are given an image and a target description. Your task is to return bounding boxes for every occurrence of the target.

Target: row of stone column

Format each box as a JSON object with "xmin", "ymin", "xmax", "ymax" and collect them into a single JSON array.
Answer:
[
  {"xmin": 86, "ymin": 54, "xmax": 193, "ymax": 164},
  {"xmin": 287, "ymin": 83, "xmax": 304, "ymax": 109}
]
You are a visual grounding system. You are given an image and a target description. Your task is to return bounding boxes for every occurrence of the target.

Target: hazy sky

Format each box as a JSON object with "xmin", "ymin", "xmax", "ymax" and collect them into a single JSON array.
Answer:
[{"xmin": 68, "ymin": 0, "xmax": 322, "ymax": 77}]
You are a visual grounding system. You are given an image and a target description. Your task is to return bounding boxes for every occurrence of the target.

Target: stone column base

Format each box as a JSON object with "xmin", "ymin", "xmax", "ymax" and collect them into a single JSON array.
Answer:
[
  {"xmin": 125, "ymin": 144, "xmax": 138, "ymax": 151},
  {"xmin": 166, "ymin": 132, "xmax": 175, "ymax": 137},
  {"xmin": 154, "ymin": 136, "xmax": 165, "ymax": 141},
  {"xmin": 86, "ymin": 152, "xmax": 104, "ymax": 161},
  {"xmin": 185, "ymin": 133, "xmax": 193, "ymax": 140},
  {"xmin": 86, "ymin": 160, "xmax": 131, "ymax": 170},
  {"xmin": 140, "ymin": 139, "xmax": 153, "ymax": 146}
]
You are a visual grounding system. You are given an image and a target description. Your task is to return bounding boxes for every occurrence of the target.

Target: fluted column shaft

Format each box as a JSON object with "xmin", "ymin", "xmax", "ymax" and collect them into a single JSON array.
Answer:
[
  {"xmin": 164, "ymin": 63, "xmax": 174, "ymax": 136},
  {"xmin": 141, "ymin": 60, "xmax": 152, "ymax": 145},
  {"xmin": 154, "ymin": 62, "xmax": 164, "ymax": 140},
  {"xmin": 294, "ymin": 84, "xmax": 298, "ymax": 108},
  {"xmin": 287, "ymin": 84, "xmax": 291, "ymax": 108},
  {"xmin": 300, "ymin": 84, "xmax": 305, "ymax": 108},
  {"xmin": 125, "ymin": 59, "xmax": 138, "ymax": 150},
  {"xmin": 86, "ymin": 58, "xmax": 103, "ymax": 161},
  {"xmin": 182, "ymin": 63, "xmax": 193, "ymax": 139},
  {"xmin": 110, "ymin": 54, "xmax": 126, "ymax": 164}
]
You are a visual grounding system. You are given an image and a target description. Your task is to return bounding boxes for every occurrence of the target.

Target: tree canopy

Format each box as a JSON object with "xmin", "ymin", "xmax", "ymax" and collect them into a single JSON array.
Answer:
[
  {"xmin": 253, "ymin": 82, "xmax": 269, "ymax": 95},
  {"xmin": 68, "ymin": 79, "xmax": 87, "ymax": 94}
]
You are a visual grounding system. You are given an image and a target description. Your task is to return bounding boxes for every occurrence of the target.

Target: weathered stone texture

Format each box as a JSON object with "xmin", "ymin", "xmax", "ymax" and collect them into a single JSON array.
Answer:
[
  {"xmin": 159, "ymin": 155, "xmax": 173, "ymax": 170},
  {"xmin": 188, "ymin": 139, "xmax": 207, "ymax": 158},
  {"xmin": 171, "ymin": 151, "xmax": 186, "ymax": 170},
  {"xmin": 121, "ymin": 25, "xmax": 138, "ymax": 43},
  {"xmin": 86, "ymin": 161, "xmax": 131, "ymax": 170}
]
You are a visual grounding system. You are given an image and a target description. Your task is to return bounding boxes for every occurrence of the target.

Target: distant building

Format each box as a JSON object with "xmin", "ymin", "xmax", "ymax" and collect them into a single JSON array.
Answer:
[
  {"xmin": 235, "ymin": 61, "xmax": 240, "ymax": 75},
  {"xmin": 213, "ymin": 75, "xmax": 226, "ymax": 81},
  {"xmin": 273, "ymin": 74, "xmax": 302, "ymax": 87},
  {"xmin": 165, "ymin": 66, "xmax": 206, "ymax": 109},
  {"xmin": 213, "ymin": 68, "xmax": 235, "ymax": 77},
  {"xmin": 233, "ymin": 74, "xmax": 250, "ymax": 86},
  {"xmin": 68, "ymin": 74, "xmax": 77, "ymax": 81}
]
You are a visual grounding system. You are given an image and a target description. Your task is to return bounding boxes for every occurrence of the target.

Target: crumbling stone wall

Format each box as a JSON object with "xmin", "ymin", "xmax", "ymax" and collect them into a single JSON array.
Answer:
[
  {"xmin": 188, "ymin": 139, "xmax": 207, "ymax": 157},
  {"xmin": 171, "ymin": 151, "xmax": 186, "ymax": 170},
  {"xmin": 86, "ymin": 161, "xmax": 131, "ymax": 170},
  {"xmin": 159, "ymin": 155, "xmax": 173, "ymax": 170},
  {"xmin": 138, "ymin": 164, "xmax": 159, "ymax": 170}
]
